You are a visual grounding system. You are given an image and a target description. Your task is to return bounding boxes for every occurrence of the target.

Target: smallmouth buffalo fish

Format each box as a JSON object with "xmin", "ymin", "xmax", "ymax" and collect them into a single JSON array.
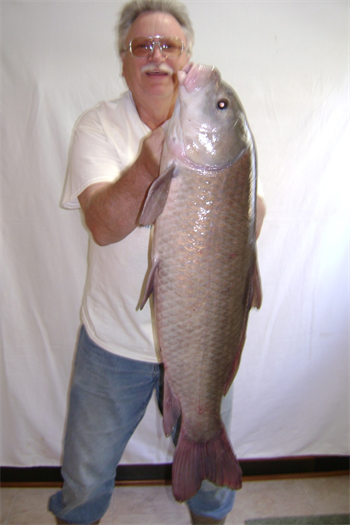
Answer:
[{"xmin": 140, "ymin": 63, "xmax": 262, "ymax": 502}]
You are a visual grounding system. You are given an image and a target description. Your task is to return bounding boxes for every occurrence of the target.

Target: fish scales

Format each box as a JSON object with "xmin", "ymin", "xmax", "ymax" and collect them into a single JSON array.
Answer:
[
  {"xmin": 140, "ymin": 63, "xmax": 262, "ymax": 502},
  {"xmin": 155, "ymin": 160, "xmax": 253, "ymax": 435}
]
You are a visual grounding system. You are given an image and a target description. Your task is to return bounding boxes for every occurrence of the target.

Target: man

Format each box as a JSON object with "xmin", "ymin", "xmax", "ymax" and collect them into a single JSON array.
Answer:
[{"xmin": 49, "ymin": 1, "xmax": 266, "ymax": 524}]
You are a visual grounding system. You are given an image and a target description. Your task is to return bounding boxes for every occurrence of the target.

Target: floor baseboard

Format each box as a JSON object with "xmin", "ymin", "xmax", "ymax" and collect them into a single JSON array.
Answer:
[{"xmin": 1, "ymin": 456, "xmax": 349, "ymax": 487}]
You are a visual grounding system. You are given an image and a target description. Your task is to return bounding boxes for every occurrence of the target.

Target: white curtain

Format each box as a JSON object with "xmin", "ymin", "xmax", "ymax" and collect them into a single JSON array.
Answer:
[{"xmin": 1, "ymin": 0, "xmax": 348, "ymax": 467}]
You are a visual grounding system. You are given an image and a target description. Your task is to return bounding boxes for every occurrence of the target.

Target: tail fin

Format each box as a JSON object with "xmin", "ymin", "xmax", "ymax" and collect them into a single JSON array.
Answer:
[{"xmin": 172, "ymin": 426, "xmax": 242, "ymax": 502}]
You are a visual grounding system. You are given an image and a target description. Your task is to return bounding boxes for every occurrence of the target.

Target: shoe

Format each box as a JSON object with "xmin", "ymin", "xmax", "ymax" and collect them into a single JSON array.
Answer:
[{"xmin": 190, "ymin": 510, "xmax": 227, "ymax": 524}]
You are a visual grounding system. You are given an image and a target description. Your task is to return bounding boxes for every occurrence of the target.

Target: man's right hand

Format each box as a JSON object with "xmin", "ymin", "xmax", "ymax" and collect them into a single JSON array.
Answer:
[
  {"xmin": 136, "ymin": 126, "xmax": 165, "ymax": 181},
  {"xmin": 78, "ymin": 126, "xmax": 166, "ymax": 246}
]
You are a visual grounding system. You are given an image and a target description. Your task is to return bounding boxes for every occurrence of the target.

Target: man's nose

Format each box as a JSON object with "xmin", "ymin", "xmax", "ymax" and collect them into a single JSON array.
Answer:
[{"xmin": 150, "ymin": 43, "xmax": 165, "ymax": 60}]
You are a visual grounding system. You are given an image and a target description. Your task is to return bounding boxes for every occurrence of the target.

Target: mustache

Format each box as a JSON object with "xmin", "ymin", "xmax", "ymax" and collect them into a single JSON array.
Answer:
[{"xmin": 141, "ymin": 62, "xmax": 175, "ymax": 75}]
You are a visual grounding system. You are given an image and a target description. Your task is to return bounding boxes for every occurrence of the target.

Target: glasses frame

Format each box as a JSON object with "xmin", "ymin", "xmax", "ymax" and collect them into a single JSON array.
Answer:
[{"xmin": 128, "ymin": 35, "xmax": 184, "ymax": 58}]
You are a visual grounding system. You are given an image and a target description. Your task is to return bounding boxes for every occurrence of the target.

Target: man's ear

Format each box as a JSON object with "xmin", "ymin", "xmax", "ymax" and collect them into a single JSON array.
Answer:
[{"xmin": 120, "ymin": 52, "xmax": 126, "ymax": 77}]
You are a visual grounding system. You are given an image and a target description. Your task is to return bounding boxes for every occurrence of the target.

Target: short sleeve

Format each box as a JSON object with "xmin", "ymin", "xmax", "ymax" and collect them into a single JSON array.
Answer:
[{"xmin": 61, "ymin": 107, "xmax": 123, "ymax": 209}]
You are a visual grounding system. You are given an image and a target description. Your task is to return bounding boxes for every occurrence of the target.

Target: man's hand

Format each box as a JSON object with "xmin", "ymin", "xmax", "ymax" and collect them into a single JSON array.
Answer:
[
  {"xmin": 78, "ymin": 126, "xmax": 165, "ymax": 246},
  {"xmin": 136, "ymin": 126, "xmax": 165, "ymax": 181}
]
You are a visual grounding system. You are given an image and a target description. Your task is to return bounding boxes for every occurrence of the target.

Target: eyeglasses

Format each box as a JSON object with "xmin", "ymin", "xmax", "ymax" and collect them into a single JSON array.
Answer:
[{"xmin": 128, "ymin": 36, "xmax": 184, "ymax": 58}]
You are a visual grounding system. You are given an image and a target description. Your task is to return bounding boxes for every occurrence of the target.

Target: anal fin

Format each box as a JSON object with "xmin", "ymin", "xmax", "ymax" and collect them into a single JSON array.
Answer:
[{"xmin": 163, "ymin": 372, "xmax": 181, "ymax": 437}]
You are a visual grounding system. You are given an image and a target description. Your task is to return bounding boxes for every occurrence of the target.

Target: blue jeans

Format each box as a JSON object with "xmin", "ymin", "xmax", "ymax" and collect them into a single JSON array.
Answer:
[{"xmin": 49, "ymin": 326, "xmax": 235, "ymax": 524}]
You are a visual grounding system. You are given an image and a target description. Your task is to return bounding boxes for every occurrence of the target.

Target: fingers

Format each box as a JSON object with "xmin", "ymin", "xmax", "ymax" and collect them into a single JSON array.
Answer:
[
  {"xmin": 146, "ymin": 125, "xmax": 165, "ymax": 155},
  {"xmin": 139, "ymin": 126, "xmax": 165, "ymax": 179}
]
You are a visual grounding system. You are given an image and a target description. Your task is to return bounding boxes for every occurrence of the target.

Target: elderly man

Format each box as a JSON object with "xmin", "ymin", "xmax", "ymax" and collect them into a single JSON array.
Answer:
[{"xmin": 49, "ymin": 1, "xmax": 266, "ymax": 524}]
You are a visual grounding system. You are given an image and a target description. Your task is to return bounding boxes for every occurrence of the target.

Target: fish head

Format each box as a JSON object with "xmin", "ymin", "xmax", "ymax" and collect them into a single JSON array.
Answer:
[{"xmin": 172, "ymin": 63, "xmax": 252, "ymax": 169}]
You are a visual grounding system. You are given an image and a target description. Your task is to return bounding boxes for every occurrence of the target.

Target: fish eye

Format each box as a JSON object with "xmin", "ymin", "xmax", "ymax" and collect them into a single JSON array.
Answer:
[{"xmin": 217, "ymin": 99, "xmax": 229, "ymax": 110}]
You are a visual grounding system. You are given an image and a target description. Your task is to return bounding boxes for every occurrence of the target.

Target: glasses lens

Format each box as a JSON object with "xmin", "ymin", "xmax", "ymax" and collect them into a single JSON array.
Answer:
[
  {"xmin": 130, "ymin": 37, "xmax": 153, "ymax": 57},
  {"xmin": 161, "ymin": 37, "xmax": 183, "ymax": 56},
  {"xmin": 130, "ymin": 36, "xmax": 183, "ymax": 57}
]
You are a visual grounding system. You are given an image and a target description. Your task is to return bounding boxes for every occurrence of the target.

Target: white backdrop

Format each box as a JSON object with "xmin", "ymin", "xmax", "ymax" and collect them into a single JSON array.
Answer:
[{"xmin": 1, "ymin": 0, "xmax": 349, "ymax": 467}]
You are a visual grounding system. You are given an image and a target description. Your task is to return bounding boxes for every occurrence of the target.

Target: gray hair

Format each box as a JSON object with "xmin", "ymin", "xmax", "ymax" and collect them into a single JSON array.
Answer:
[{"xmin": 116, "ymin": 0, "xmax": 194, "ymax": 57}]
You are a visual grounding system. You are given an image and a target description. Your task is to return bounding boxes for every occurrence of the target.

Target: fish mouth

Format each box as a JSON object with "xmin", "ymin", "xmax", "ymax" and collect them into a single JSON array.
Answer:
[{"xmin": 178, "ymin": 63, "xmax": 219, "ymax": 92}]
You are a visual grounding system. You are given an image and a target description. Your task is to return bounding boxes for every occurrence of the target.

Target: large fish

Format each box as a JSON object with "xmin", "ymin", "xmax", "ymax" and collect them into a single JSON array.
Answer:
[{"xmin": 140, "ymin": 63, "xmax": 262, "ymax": 502}]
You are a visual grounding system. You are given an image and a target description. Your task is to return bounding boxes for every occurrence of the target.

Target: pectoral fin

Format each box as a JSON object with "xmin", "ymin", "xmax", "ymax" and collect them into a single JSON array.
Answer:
[
  {"xmin": 139, "ymin": 259, "xmax": 159, "ymax": 310},
  {"xmin": 139, "ymin": 164, "xmax": 175, "ymax": 226}
]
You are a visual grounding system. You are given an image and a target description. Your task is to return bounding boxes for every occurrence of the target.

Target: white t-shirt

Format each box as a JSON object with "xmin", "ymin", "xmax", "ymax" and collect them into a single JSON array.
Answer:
[
  {"xmin": 62, "ymin": 89, "xmax": 264, "ymax": 363},
  {"xmin": 62, "ymin": 90, "xmax": 159, "ymax": 363}
]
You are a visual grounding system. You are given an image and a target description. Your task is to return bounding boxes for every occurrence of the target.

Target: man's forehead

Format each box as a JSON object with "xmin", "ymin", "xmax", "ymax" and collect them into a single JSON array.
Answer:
[{"xmin": 127, "ymin": 11, "xmax": 186, "ymax": 41}]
